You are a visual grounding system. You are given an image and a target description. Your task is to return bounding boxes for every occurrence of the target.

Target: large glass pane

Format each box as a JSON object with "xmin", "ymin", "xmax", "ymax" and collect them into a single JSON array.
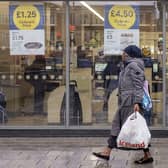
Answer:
[
  {"xmin": 69, "ymin": 1, "xmax": 163, "ymax": 127},
  {"xmin": 0, "ymin": 1, "xmax": 66, "ymax": 125},
  {"xmin": 149, "ymin": 1, "xmax": 163, "ymax": 127}
]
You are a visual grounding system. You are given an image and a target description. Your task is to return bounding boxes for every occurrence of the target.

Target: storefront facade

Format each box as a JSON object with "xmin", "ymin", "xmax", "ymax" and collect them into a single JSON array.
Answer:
[{"xmin": 0, "ymin": 0, "xmax": 168, "ymax": 136}]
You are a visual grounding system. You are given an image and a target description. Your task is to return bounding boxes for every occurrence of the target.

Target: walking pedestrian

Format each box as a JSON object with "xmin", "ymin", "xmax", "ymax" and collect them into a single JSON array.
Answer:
[{"xmin": 93, "ymin": 45, "xmax": 153, "ymax": 164}]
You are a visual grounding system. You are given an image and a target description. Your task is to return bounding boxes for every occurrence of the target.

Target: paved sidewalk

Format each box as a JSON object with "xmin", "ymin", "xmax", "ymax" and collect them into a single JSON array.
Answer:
[{"xmin": 0, "ymin": 138, "xmax": 167, "ymax": 168}]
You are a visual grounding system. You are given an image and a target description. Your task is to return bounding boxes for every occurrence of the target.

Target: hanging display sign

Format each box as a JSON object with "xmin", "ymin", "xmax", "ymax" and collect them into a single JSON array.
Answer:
[
  {"xmin": 104, "ymin": 5, "xmax": 140, "ymax": 55},
  {"xmin": 9, "ymin": 4, "xmax": 45, "ymax": 55}
]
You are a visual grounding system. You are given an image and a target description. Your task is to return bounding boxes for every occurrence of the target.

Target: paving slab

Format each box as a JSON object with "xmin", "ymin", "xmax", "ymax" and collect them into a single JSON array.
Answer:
[{"xmin": 0, "ymin": 138, "xmax": 166, "ymax": 168}]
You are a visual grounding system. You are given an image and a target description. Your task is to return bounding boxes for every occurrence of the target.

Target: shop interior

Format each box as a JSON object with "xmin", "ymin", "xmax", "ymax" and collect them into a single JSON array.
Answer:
[{"xmin": 0, "ymin": 1, "xmax": 167, "ymax": 127}]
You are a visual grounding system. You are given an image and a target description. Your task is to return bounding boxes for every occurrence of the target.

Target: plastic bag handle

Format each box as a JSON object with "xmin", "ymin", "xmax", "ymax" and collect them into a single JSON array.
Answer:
[
  {"xmin": 130, "ymin": 111, "xmax": 138, "ymax": 120},
  {"xmin": 134, "ymin": 111, "xmax": 138, "ymax": 118}
]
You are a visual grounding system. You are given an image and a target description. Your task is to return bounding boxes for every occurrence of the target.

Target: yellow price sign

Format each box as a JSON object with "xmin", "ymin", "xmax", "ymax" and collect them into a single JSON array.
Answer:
[
  {"xmin": 108, "ymin": 5, "xmax": 136, "ymax": 29},
  {"xmin": 13, "ymin": 5, "xmax": 40, "ymax": 30}
]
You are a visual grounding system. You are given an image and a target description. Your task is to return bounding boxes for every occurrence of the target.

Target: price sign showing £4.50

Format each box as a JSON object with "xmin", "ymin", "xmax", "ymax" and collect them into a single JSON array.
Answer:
[
  {"xmin": 108, "ymin": 5, "xmax": 136, "ymax": 29},
  {"xmin": 104, "ymin": 5, "xmax": 139, "ymax": 55},
  {"xmin": 13, "ymin": 5, "xmax": 40, "ymax": 30}
]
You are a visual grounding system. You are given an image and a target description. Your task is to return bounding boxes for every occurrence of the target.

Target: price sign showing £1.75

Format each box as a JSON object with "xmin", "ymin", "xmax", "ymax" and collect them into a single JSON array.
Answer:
[
  {"xmin": 108, "ymin": 5, "xmax": 136, "ymax": 29},
  {"xmin": 13, "ymin": 5, "xmax": 40, "ymax": 30}
]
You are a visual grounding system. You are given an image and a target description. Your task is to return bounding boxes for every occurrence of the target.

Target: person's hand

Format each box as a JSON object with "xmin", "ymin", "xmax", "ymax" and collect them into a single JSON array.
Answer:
[{"xmin": 134, "ymin": 103, "xmax": 140, "ymax": 112}]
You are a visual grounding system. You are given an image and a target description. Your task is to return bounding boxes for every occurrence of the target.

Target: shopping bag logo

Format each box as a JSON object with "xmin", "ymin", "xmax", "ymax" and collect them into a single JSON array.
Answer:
[{"xmin": 119, "ymin": 140, "xmax": 145, "ymax": 148}]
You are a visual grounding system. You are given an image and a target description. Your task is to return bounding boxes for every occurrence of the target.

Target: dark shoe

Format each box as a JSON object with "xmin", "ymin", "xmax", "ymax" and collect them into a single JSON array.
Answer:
[
  {"xmin": 134, "ymin": 157, "xmax": 153, "ymax": 164},
  {"xmin": 92, "ymin": 152, "xmax": 110, "ymax": 161},
  {"xmin": 148, "ymin": 143, "xmax": 151, "ymax": 147}
]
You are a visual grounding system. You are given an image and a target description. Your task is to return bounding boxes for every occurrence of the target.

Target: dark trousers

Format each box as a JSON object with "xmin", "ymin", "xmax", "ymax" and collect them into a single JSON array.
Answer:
[{"xmin": 107, "ymin": 135, "xmax": 149, "ymax": 152}]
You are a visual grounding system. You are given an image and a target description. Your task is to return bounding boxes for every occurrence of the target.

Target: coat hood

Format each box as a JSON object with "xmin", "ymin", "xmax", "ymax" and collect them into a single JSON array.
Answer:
[{"xmin": 125, "ymin": 57, "xmax": 144, "ymax": 71}]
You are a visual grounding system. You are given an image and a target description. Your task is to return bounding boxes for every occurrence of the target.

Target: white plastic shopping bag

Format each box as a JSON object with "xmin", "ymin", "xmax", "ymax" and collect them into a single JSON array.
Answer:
[{"xmin": 117, "ymin": 112, "xmax": 151, "ymax": 149}]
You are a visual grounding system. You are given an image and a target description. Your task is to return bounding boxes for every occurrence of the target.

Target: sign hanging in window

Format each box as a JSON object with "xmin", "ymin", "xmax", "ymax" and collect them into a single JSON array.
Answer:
[
  {"xmin": 104, "ymin": 5, "xmax": 140, "ymax": 55},
  {"xmin": 9, "ymin": 4, "xmax": 45, "ymax": 55}
]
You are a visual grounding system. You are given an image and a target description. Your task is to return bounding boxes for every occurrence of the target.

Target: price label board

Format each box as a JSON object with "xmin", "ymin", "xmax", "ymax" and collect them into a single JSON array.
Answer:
[
  {"xmin": 104, "ymin": 5, "xmax": 139, "ymax": 55},
  {"xmin": 13, "ymin": 5, "xmax": 41, "ymax": 30},
  {"xmin": 108, "ymin": 5, "xmax": 136, "ymax": 29},
  {"xmin": 9, "ymin": 5, "xmax": 45, "ymax": 55}
]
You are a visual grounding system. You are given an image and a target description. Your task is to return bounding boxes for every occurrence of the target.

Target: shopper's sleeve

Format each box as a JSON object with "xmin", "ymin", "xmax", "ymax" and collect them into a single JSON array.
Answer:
[{"xmin": 129, "ymin": 63, "xmax": 145, "ymax": 104}]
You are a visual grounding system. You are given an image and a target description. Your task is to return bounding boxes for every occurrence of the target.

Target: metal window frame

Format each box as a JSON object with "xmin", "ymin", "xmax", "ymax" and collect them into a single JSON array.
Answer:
[
  {"xmin": 162, "ymin": 0, "xmax": 166, "ymax": 128},
  {"xmin": 65, "ymin": 0, "xmax": 70, "ymax": 127}
]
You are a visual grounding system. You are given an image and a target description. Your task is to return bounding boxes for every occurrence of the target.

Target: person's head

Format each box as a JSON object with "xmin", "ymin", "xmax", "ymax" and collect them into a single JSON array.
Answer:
[{"xmin": 122, "ymin": 45, "xmax": 142, "ymax": 62}]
